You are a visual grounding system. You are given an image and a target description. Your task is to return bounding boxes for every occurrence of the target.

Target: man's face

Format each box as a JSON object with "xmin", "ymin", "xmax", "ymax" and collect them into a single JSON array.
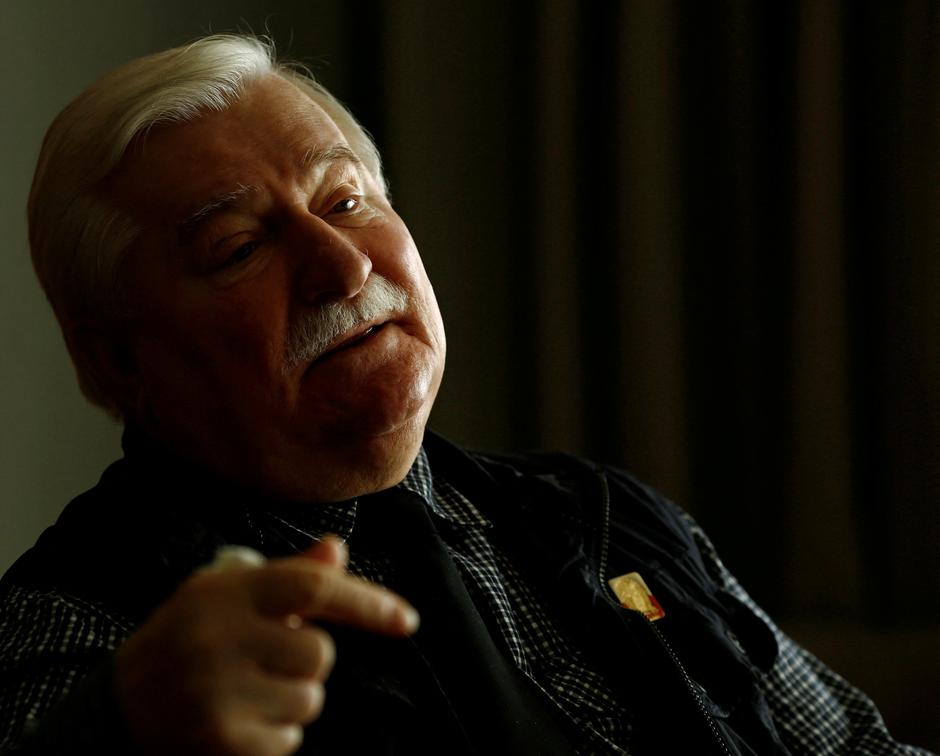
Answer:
[{"xmin": 105, "ymin": 74, "xmax": 446, "ymax": 502}]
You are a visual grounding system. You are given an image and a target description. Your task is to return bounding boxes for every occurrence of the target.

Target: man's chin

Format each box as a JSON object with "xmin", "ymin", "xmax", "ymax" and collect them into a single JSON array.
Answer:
[{"xmin": 265, "ymin": 420, "xmax": 427, "ymax": 503}]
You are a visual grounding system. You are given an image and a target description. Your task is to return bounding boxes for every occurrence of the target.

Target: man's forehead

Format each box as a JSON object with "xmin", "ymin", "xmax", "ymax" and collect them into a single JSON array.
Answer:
[{"xmin": 107, "ymin": 75, "xmax": 354, "ymax": 222}]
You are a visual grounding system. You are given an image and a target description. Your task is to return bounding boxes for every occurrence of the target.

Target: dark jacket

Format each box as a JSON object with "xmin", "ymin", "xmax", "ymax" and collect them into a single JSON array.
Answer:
[{"xmin": 1, "ymin": 430, "xmax": 789, "ymax": 754}]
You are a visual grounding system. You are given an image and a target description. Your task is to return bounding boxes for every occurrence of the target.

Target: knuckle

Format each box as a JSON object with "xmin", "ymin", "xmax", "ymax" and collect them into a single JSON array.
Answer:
[
  {"xmin": 300, "ymin": 682, "xmax": 326, "ymax": 722},
  {"xmin": 269, "ymin": 724, "xmax": 304, "ymax": 756},
  {"xmin": 310, "ymin": 628, "xmax": 336, "ymax": 678},
  {"xmin": 286, "ymin": 626, "xmax": 335, "ymax": 678}
]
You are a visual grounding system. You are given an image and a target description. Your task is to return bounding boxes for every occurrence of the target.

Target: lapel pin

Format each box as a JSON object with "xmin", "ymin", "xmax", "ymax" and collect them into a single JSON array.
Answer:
[{"xmin": 608, "ymin": 571, "xmax": 666, "ymax": 621}]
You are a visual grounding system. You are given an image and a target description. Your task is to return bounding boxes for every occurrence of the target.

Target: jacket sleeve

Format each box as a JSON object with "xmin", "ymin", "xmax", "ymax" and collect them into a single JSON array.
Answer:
[
  {"xmin": 679, "ymin": 513, "xmax": 935, "ymax": 756},
  {"xmin": 0, "ymin": 584, "xmax": 138, "ymax": 753}
]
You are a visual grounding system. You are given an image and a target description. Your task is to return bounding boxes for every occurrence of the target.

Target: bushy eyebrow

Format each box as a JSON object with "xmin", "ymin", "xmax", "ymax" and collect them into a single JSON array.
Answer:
[
  {"xmin": 178, "ymin": 184, "xmax": 260, "ymax": 244},
  {"xmin": 299, "ymin": 144, "xmax": 362, "ymax": 170},
  {"xmin": 176, "ymin": 144, "xmax": 362, "ymax": 245}
]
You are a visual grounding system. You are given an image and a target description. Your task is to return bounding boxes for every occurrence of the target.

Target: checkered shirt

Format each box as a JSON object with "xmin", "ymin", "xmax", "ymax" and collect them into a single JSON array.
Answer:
[
  {"xmin": 1, "ymin": 448, "xmax": 933, "ymax": 754},
  {"xmin": 679, "ymin": 512, "xmax": 933, "ymax": 756}
]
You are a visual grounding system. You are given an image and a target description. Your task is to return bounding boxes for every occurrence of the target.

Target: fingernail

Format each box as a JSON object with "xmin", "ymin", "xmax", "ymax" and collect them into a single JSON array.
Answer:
[
  {"xmin": 401, "ymin": 605, "xmax": 420, "ymax": 634},
  {"xmin": 310, "ymin": 682, "xmax": 325, "ymax": 708},
  {"xmin": 319, "ymin": 534, "xmax": 346, "ymax": 561},
  {"xmin": 331, "ymin": 537, "xmax": 348, "ymax": 565},
  {"xmin": 283, "ymin": 724, "xmax": 303, "ymax": 750}
]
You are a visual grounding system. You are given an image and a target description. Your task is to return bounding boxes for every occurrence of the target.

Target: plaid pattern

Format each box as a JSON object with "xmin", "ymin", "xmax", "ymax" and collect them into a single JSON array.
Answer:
[
  {"xmin": 1, "ymin": 448, "xmax": 933, "ymax": 754},
  {"xmin": 682, "ymin": 513, "xmax": 933, "ymax": 756},
  {"xmin": 402, "ymin": 453, "xmax": 631, "ymax": 754},
  {"xmin": 253, "ymin": 502, "xmax": 388, "ymax": 586},
  {"xmin": 0, "ymin": 587, "xmax": 134, "ymax": 747}
]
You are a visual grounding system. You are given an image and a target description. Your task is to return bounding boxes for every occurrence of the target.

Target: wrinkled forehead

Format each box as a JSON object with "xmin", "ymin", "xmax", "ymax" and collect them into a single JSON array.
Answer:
[{"xmin": 104, "ymin": 74, "xmax": 353, "ymax": 226}]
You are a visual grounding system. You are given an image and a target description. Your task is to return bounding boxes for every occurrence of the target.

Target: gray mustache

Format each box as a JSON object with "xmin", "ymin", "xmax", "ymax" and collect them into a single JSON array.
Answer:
[{"xmin": 284, "ymin": 275, "xmax": 409, "ymax": 372}]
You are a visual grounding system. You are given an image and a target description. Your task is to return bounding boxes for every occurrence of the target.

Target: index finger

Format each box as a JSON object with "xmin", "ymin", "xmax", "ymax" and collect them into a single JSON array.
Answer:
[{"xmin": 250, "ymin": 561, "xmax": 420, "ymax": 636}]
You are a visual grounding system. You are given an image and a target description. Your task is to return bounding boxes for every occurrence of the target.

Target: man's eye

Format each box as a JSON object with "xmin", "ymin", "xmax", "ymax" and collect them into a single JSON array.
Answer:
[
  {"xmin": 225, "ymin": 241, "xmax": 260, "ymax": 266},
  {"xmin": 331, "ymin": 197, "xmax": 359, "ymax": 213}
]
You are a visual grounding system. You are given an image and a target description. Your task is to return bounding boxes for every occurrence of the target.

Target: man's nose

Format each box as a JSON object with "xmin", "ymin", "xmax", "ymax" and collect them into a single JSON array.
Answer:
[{"xmin": 290, "ymin": 215, "xmax": 372, "ymax": 304}]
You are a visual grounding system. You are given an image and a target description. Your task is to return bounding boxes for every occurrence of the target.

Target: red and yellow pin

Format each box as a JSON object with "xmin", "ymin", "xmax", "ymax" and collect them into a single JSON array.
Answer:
[{"xmin": 608, "ymin": 572, "xmax": 666, "ymax": 621}]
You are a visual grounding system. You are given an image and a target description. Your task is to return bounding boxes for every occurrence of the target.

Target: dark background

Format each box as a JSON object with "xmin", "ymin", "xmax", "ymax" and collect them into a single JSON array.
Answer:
[{"xmin": 1, "ymin": 0, "xmax": 937, "ymax": 748}]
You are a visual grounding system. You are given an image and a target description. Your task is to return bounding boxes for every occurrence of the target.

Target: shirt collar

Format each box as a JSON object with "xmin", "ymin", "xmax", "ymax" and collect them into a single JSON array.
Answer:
[
  {"xmin": 400, "ymin": 446, "xmax": 492, "ymax": 529},
  {"xmin": 124, "ymin": 425, "xmax": 493, "ymax": 545},
  {"xmin": 261, "ymin": 446, "xmax": 442, "ymax": 544},
  {"xmin": 397, "ymin": 444, "xmax": 435, "ymax": 502}
]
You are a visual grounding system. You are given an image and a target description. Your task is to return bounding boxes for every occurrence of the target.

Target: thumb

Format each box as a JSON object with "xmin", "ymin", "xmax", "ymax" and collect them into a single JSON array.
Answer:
[{"xmin": 301, "ymin": 534, "xmax": 348, "ymax": 569}]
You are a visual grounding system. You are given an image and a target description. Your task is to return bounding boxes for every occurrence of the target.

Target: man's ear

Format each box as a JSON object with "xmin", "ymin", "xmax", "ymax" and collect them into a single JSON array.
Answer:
[{"xmin": 66, "ymin": 321, "xmax": 143, "ymax": 417}]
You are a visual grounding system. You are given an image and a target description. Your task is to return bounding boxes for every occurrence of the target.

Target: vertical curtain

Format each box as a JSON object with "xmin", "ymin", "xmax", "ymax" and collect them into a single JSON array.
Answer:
[
  {"xmin": 364, "ymin": 0, "xmax": 940, "ymax": 632},
  {"xmin": 842, "ymin": 1, "xmax": 940, "ymax": 626}
]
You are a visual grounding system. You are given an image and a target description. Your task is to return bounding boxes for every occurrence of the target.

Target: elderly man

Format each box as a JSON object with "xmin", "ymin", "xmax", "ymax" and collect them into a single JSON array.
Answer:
[{"xmin": 0, "ymin": 35, "xmax": 930, "ymax": 756}]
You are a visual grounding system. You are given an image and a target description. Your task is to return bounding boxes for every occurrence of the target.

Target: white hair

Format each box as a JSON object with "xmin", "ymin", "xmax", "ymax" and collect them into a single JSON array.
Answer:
[{"xmin": 28, "ymin": 34, "xmax": 387, "ymax": 413}]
